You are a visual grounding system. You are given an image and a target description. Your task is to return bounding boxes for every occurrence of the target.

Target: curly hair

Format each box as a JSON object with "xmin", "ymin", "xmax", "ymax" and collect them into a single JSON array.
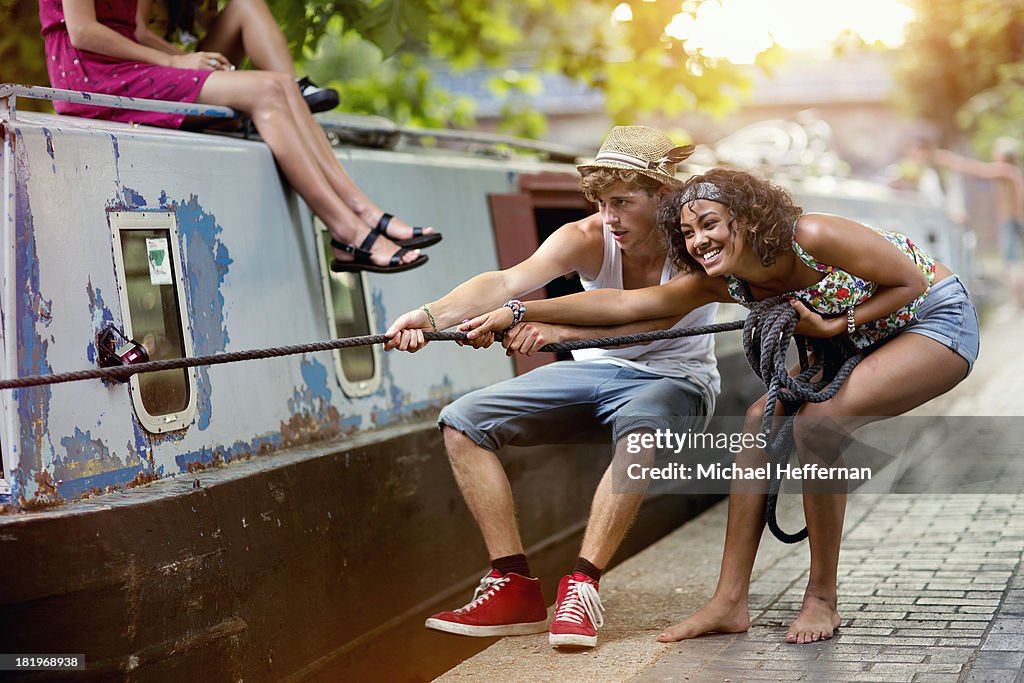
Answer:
[
  {"xmin": 579, "ymin": 168, "xmax": 666, "ymax": 202},
  {"xmin": 658, "ymin": 168, "xmax": 802, "ymax": 272}
]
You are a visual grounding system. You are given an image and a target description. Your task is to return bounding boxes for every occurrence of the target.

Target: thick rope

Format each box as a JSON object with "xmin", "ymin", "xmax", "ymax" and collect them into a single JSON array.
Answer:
[
  {"xmin": 743, "ymin": 297, "xmax": 862, "ymax": 543},
  {"xmin": 2, "ymin": 306, "xmax": 860, "ymax": 545},
  {"xmin": 0, "ymin": 321, "xmax": 744, "ymax": 390}
]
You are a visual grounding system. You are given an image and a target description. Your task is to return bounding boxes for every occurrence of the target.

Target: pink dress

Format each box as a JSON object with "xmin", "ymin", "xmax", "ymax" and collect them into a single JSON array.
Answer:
[{"xmin": 38, "ymin": 0, "xmax": 212, "ymax": 129}]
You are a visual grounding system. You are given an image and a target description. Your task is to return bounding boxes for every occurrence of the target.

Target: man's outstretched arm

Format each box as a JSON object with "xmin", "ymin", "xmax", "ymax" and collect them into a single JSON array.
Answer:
[{"xmin": 385, "ymin": 216, "xmax": 603, "ymax": 350}]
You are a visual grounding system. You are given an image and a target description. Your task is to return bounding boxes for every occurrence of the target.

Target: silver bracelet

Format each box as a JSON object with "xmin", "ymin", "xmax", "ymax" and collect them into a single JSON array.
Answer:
[{"xmin": 846, "ymin": 307, "xmax": 856, "ymax": 335}]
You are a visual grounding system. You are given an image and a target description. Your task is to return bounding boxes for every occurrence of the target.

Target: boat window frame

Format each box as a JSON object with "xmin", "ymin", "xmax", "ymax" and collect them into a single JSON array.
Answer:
[
  {"xmin": 314, "ymin": 219, "xmax": 382, "ymax": 398},
  {"xmin": 108, "ymin": 210, "xmax": 198, "ymax": 433}
]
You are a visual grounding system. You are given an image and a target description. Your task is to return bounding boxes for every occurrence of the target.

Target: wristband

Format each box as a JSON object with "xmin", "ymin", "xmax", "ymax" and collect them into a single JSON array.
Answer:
[
  {"xmin": 421, "ymin": 304, "xmax": 438, "ymax": 332},
  {"xmin": 503, "ymin": 299, "xmax": 526, "ymax": 329}
]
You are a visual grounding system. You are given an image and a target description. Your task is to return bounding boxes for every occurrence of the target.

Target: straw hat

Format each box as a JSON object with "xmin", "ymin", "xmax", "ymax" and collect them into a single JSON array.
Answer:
[{"xmin": 577, "ymin": 126, "xmax": 695, "ymax": 188}]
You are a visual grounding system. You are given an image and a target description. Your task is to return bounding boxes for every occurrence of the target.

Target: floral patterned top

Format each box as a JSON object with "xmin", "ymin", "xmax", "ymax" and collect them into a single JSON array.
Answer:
[{"xmin": 726, "ymin": 225, "xmax": 937, "ymax": 349}]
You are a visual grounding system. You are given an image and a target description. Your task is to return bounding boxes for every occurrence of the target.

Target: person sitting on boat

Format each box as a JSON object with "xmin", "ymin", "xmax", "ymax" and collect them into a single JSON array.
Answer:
[
  {"xmin": 462, "ymin": 167, "xmax": 979, "ymax": 644},
  {"xmin": 40, "ymin": 0, "xmax": 440, "ymax": 274},
  {"xmin": 135, "ymin": 0, "xmax": 339, "ymax": 113},
  {"xmin": 384, "ymin": 126, "xmax": 721, "ymax": 649}
]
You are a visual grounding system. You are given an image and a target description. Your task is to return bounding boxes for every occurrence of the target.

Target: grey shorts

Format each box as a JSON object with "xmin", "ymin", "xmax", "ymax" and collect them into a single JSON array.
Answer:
[
  {"xmin": 439, "ymin": 361, "xmax": 706, "ymax": 452},
  {"xmin": 902, "ymin": 275, "xmax": 980, "ymax": 373}
]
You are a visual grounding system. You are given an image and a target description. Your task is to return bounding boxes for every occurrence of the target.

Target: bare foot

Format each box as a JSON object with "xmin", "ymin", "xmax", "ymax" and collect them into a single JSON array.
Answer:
[
  {"xmin": 656, "ymin": 598, "xmax": 750, "ymax": 642},
  {"xmin": 784, "ymin": 595, "xmax": 840, "ymax": 644}
]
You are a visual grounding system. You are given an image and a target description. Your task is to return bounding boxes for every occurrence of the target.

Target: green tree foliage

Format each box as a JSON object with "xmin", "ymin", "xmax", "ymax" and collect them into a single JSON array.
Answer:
[
  {"xmin": 4, "ymin": 0, "xmax": 764, "ymax": 135},
  {"xmin": 278, "ymin": 0, "xmax": 769, "ymax": 135},
  {"xmin": 897, "ymin": 0, "xmax": 1024, "ymax": 148},
  {"xmin": 1, "ymin": 0, "xmax": 51, "ymax": 111}
]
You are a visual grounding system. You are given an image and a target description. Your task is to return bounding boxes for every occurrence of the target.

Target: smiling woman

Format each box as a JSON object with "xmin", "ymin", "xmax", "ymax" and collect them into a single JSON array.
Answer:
[{"xmin": 462, "ymin": 166, "xmax": 980, "ymax": 646}]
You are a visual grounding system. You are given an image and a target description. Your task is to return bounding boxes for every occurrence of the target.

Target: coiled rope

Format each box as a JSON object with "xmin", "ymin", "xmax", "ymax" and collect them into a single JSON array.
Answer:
[
  {"xmin": 1, "ymin": 303, "xmax": 860, "ymax": 544},
  {"xmin": 742, "ymin": 297, "xmax": 862, "ymax": 543}
]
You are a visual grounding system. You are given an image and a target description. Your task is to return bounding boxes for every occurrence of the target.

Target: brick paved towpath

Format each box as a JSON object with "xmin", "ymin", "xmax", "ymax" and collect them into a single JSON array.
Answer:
[{"xmin": 438, "ymin": 306, "xmax": 1024, "ymax": 683}]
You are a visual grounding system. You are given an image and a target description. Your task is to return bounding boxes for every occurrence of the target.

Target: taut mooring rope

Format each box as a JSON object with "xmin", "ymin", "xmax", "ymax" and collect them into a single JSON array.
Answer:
[
  {"xmin": 3, "ymin": 305, "xmax": 861, "ymax": 545},
  {"xmin": 0, "ymin": 321, "xmax": 744, "ymax": 390}
]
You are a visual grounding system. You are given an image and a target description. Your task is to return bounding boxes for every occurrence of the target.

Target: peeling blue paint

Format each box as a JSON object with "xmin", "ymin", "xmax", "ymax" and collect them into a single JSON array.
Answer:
[
  {"xmin": 41, "ymin": 127, "xmax": 55, "ymax": 174},
  {"xmin": 174, "ymin": 433, "xmax": 280, "ymax": 472},
  {"xmin": 107, "ymin": 135, "xmax": 147, "ymax": 209},
  {"xmin": 300, "ymin": 358, "xmax": 332, "ymax": 405},
  {"xmin": 171, "ymin": 195, "xmax": 233, "ymax": 431},
  {"xmin": 59, "ymin": 427, "xmax": 112, "ymax": 464},
  {"xmin": 287, "ymin": 357, "xmax": 343, "ymax": 434},
  {"xmin": 85, "ymin": 279, "xmax": 116, "ymax": 363},
  {"xmin": 57, "ymin": 465, "xmax": 147, "ymax": 498},
  {"xmin": 121, "ymin": 186, "xmax": 147, "ymax": 208},
  {"xmin": 367, "ymin": 288, "xmax": 406, "ymax": 424},
  {"xmin": 13, "ymin": 131, "xmax": 54, "ymax": 481}
]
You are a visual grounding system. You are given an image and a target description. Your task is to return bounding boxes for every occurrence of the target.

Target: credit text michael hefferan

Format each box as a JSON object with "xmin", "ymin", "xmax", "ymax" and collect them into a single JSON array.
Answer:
[
  {"xmin": 625, "ymin": 462, "xmax": 873, "ymax": 482},
  {"xmin": 623, "ymin": 430, "xmax": 872, "ymax": 482}
]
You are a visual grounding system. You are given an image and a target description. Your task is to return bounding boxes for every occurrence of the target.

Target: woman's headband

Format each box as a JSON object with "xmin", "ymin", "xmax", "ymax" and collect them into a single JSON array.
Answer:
[{"xmin": 678, "ymin": 181, "xmax": 724, "ymax": 204}]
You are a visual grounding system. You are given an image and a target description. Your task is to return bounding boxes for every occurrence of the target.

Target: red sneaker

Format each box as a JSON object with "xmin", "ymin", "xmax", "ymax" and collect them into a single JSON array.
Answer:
[
  {"xmin": 548, "ymin": 573, "xmax": 605, "ymax": 647},
  {"xmin": 425, "ymin": 570, "xmax": 549, "ymax": 637}
]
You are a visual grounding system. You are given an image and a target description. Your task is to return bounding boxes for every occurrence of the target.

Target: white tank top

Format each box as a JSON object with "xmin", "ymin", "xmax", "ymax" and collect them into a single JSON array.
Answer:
[{"xmin": 572, "ymin": 226, "xmax": 722, "ymax": 413}]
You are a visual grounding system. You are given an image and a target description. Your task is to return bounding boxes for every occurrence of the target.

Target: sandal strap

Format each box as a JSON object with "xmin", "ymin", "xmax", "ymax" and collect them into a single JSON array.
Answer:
[
  {"xmin": 375, "ymin": 213, "xmax": 395, "ymax": 238},
  {"xmin": 411, "ymin": 226, "xmax": 423, "ymax": 237},
  {"xmin": 332, "ymin": 234, "xmax": 409, "ymax": 268},
  {"xmin": 390, "ymin": 247, "xmax": 410, "ymax": 267},
  {"xmin": 330, "ymin": 237, "xmax": 374, "ymax": 265},
  {"xmin": 358, "ymin": 229, "xmax": 380, "ymax": 253}
]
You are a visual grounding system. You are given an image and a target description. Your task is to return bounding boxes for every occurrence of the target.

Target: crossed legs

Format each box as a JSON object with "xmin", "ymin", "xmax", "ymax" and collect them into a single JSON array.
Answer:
[
  {"xmin": 196, "ymin": 1, "xmax": 435, "ymax": 242},
  {"xmin": 195, "ymin": 71, "xmax": 422, "ymax": 267}
]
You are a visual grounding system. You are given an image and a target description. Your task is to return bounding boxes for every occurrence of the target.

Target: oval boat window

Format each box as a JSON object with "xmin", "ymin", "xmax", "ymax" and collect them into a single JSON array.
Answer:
[{"xmin": 109, "ymin": 211, "xmax": 198, "ymax": 432}]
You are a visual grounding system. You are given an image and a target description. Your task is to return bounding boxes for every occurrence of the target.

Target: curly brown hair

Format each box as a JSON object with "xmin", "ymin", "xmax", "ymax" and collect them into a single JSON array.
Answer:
[
  {"xmin": 579, "ymin": 168, "xmax": 666, "ymax": 202},
  {"xmin": 658, "ymin": 168, "xmax": 802, "ymax": 272}
]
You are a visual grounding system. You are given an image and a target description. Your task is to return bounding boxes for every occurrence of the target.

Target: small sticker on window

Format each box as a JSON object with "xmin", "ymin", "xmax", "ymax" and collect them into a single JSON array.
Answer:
[{"xmin": 146, "ymin": 238, "xmax": 173, "ymax": 285}]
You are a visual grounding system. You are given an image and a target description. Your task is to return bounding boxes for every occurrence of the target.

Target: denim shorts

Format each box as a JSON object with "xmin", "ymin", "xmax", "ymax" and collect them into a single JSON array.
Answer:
[
  {"xmin": 901, "ymin": 275, "xmax": 980, "ymax": 373},
  {"xmin": 439, "ymin": 361, "xmax": 706, "ymax": 452}
]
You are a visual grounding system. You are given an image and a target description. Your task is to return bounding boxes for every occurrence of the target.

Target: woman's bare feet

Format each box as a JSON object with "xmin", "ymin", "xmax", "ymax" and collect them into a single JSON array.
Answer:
[
  {"xmin": 784, "ymin": 594, "xmax": 840, "ymax": 644},
  {"xmin": 656, "ymin": 597, "xmax": 750, "ymax": 642}
]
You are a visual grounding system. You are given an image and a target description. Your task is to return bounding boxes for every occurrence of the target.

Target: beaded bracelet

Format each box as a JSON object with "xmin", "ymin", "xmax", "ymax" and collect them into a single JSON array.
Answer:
[
  {"xmin": 503, "ymin": 299, "xmax": 526, "ymax": 329},
  {"xmin": 421, "ymin": 304, "xmax": 439, "ymax": 332}
]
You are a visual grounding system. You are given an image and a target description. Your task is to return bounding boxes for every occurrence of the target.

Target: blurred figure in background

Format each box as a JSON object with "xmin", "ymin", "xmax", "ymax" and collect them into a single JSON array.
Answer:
[{"xmin": 933, "ymin": 138, "xmax": 1024, "ymax": 310}]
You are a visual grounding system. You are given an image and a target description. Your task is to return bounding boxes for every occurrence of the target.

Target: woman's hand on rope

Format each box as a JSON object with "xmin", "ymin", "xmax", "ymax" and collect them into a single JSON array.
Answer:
[
  {"xmin": 455, "ymin": 328, "xmax": 495, "ymax": 350},
  {"xmin": 170, "ymin": 51, "xmax": 233, "ymax": 71},
  {"xmin": 790, "ymin": 300, "xmax": 845, "ymax": 338},
  {"xmin": 384, "ymin": 309, "xmax": 432, "ymax": 352},
  {"xmin": 461, "ymin": 307, "xmax": 514, "ymax": 341},
  {"xmin": 501, "ymin": 322, "xmax": 565, "ymax": 357}
]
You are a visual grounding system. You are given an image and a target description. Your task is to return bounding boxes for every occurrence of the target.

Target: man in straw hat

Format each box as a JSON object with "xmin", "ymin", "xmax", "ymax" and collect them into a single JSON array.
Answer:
[{"xmin": 385, "ymin": 125, "xmax": 720, "ymax": 648}]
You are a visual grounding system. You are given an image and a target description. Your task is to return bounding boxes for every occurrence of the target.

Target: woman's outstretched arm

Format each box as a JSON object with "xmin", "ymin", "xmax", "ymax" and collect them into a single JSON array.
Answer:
[{"xmin": 463, "ymin": 271, "xmax": 728, "ymax": 338}]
